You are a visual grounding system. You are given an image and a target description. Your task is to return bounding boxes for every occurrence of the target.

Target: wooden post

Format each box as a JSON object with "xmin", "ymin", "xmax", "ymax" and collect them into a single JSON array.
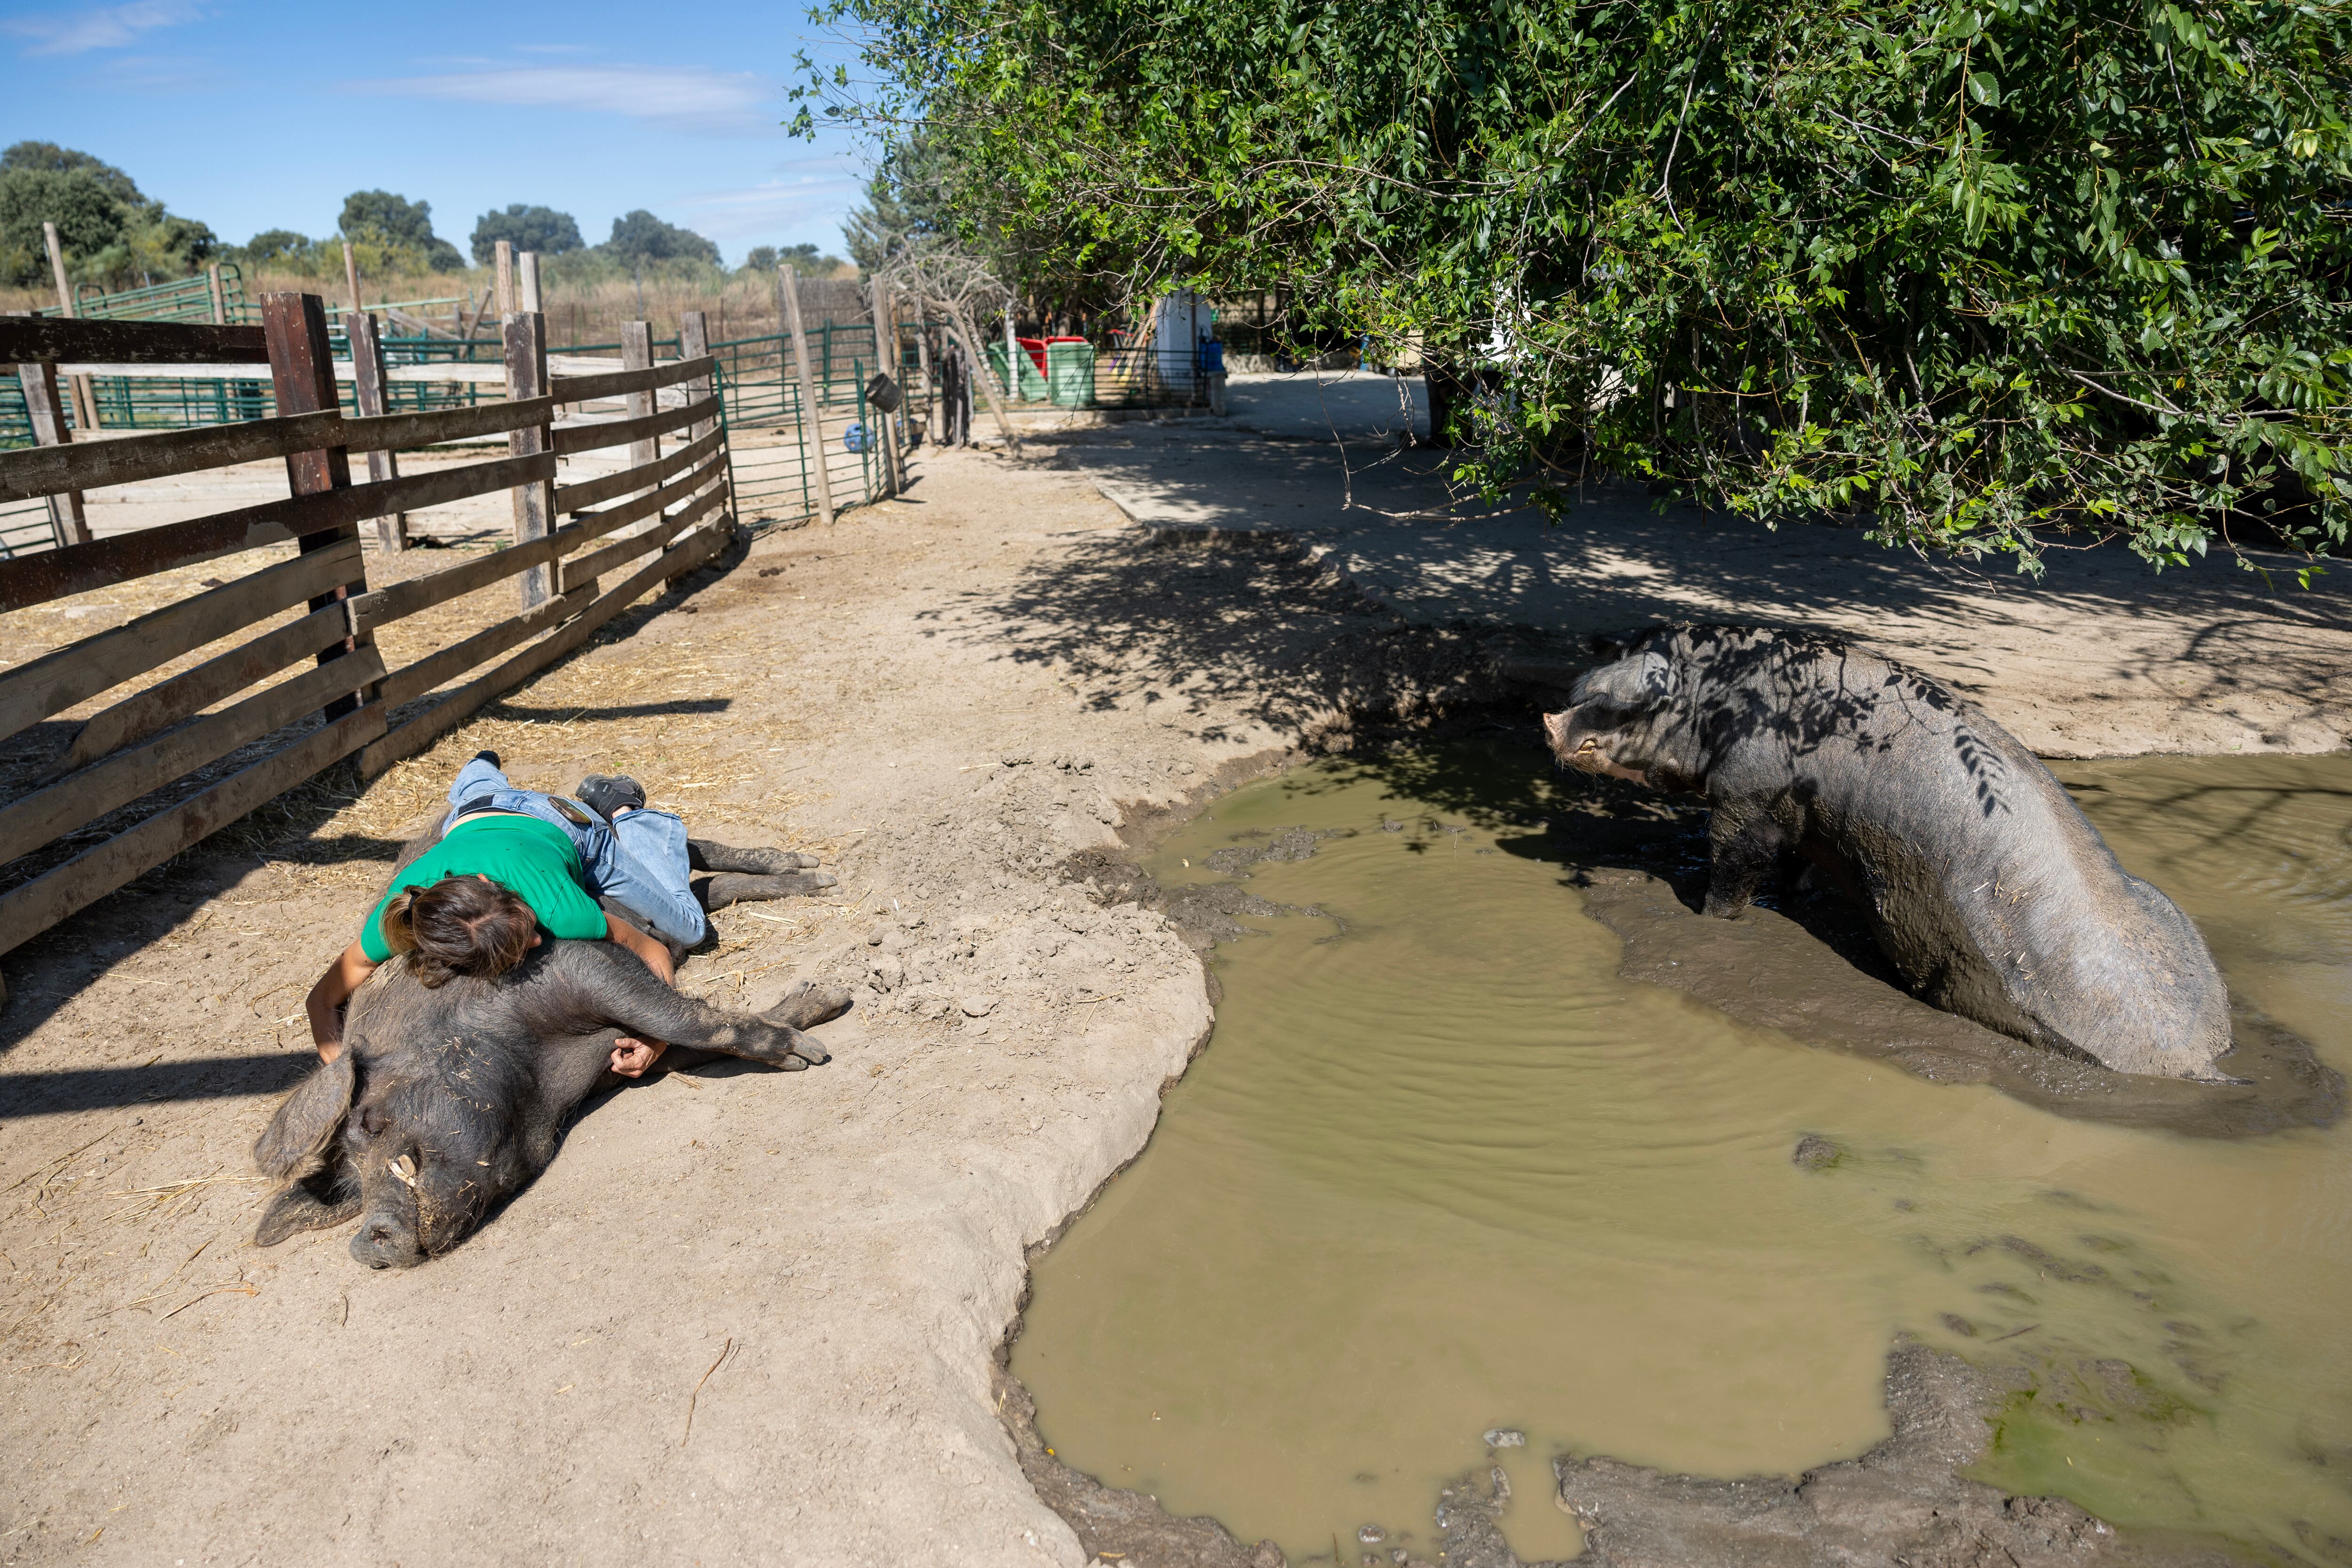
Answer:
[
  {"xmin": 887, "ymin": 305, "xmax": 907, "ymax": 490},
  {"xmin": 207, "ymin": 263, "xmax": 228, "ymax": 325},
  {"xmin": 12, "ymin": 352, "xmax": 91, "ymax": 548},
  {"xmin": 341, "ymin": 239, "xmax": 363, "ymax": 320},
  {"xmin": 494, "ymin": 240, "xmax": 516, "ymax": 319},
  {"xmin": 346, "ymin": 311, "xmax": 407, "ymax": 553},
  {"xmin": 43, "ymin": 222, "xmax": 100, "ymax": 433},
  {"xmin": 620, "ymin": 319, "xmax": 659, "ymax": 476},
  {"xmin": 260, "ymin": 292, "xmax": 373, "ymax": 714},
  {"xmin": 779, "ymin": 268, "xmax": 834, "ymax": 526},
  {"xmin": 518, "ymin": 251, "xmax": 542, "ymax": 314},
  {"xmin": 912, "ymin": 305, "xmax": 935, "ymax": 438},
  {"xmin": 869, "ymin": 280, "xmax": 901, "ymax": 497},
  {"xmin": 679, "ymin": 310, "xmax": 715, "ymax": 444},
  {"xmin": 503, "ymin": 311, "xmax": 553, "ymax": 608},
  {"xmin": 944, "ymin": 301, "xmax": 1021, "ymax": 451}
]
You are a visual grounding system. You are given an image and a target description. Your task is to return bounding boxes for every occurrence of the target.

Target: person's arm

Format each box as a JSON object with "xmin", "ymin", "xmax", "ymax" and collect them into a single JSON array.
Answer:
[
  {"xmin": 605, "ymin": 913, "xmax": 674, "ymax": 986},
  {"xmin": 306, "ymin": 939, "xmax": 379, "ymax": 1063},
  {"xmin": 604, "ymin": 913, "xmax": 674, "ymax": 1077}
]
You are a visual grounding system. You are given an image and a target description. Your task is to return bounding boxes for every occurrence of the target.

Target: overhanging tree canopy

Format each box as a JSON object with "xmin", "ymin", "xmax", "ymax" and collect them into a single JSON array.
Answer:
[{"xmin": 812, "ymin": 0, "xmax": 2352, "ymax": 570}]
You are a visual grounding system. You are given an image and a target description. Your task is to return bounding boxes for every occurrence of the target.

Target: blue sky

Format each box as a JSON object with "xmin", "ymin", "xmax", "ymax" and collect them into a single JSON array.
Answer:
[{"xmin": 2, "ymin": 0, "xmax": 874, "ymax": 265}]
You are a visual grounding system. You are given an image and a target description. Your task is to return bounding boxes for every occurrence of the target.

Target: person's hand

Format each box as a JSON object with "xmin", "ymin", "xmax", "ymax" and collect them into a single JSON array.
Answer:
[{"xmin": 610, "ymin": 1035, "xmax": 669, "ymax": 1077}]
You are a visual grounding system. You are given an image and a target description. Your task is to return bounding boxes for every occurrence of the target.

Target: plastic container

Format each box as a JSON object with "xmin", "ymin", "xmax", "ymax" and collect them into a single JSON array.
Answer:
[{"xmin": 1045, "ymin": 341, "xmax": 1097, "ymax": 407}]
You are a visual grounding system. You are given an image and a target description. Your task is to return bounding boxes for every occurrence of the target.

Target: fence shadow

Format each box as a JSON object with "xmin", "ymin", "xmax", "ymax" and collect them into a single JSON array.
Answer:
[{"xmin": 0, "ymin": 548, "xmax": 745, "ymax": 1090}]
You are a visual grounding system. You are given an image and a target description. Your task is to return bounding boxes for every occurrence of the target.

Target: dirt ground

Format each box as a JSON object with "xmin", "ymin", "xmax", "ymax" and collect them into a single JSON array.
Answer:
[{"xmin": 0, "ymin": 406, "xmax": 2343, "ymax": 1565}]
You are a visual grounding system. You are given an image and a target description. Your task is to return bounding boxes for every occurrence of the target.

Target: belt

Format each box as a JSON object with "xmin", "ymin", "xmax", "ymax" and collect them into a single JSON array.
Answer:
[{"xmin": 449, "ymin": 795, "xmax": 599, "ymax": 827}]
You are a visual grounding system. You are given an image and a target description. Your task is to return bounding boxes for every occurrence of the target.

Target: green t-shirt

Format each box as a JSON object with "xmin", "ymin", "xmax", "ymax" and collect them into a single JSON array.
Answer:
[{"xmin": 359, "ymin": 813, "xmax": 609, "ymax": 962}]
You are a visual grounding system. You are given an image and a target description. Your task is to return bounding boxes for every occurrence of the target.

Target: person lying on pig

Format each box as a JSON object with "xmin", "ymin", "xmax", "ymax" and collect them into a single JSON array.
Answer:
[{"xmin": 304, "ymin": 751, "xmax": 818, "ymax": 1079}]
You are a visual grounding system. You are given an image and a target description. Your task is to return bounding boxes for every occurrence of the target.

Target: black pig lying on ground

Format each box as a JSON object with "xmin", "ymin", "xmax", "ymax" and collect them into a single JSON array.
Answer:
[
  {"xmin": 1542, "ymin": 624, "xmax": 2232, "ymax": 1081},
  {"xmin": 252, "ymin": 836, "xmax": 849, "ymax": 1268}
]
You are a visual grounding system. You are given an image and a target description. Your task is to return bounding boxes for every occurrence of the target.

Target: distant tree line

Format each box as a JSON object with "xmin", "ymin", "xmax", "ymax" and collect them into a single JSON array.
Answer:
[{"xmin": 3, "ymin": 142, "xmax": 848, "ymax": 294}]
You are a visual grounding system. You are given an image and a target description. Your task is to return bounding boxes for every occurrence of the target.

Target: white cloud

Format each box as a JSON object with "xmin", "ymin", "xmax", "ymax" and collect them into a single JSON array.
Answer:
[
  {"xmin": 665, "ymin": 166, "xmax": 868, "ymax": 246},
  {"xmin": 5, "ymin": 0, "xmax": 200, "ymax": 55},
  {"xmin": 361, "ymin": 65, "xmax": 784, "ymax": 137}
]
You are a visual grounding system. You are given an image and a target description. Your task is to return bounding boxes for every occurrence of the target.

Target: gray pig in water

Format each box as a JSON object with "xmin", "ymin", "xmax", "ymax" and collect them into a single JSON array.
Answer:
[{"xmin": 1542, "ymin": 624, "xmax": 2231, "ymax": 1080}]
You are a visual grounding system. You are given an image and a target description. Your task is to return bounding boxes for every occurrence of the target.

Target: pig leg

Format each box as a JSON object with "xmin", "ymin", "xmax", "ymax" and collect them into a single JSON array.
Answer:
[
  {"xmin": 596, "ymin": 974, "xmax": 847, "ymax": 1070},
  {"xmin": 1703, "ymin": 807, "xmax": 1789, "ymax": 917},
  {"xmin": 650, "ymin": 983, "xmax": 856, "ymax": 1073},
  {"xmin": 694, "ymin": 869, "xmax": 839, "ymax": 909},
  {"xmin": 689, "ymin": 840, "xmax": 823, "ymax": 875}
]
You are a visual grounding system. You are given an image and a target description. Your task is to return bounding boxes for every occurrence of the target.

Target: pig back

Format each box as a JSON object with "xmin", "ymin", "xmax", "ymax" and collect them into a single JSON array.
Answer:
[{"xmin": 1690, "ymin": 634, "xmax": 2228, "ymax": 1077}]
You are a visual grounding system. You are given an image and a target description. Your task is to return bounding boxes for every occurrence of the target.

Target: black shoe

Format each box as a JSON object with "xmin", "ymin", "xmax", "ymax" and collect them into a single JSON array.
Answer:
[
  {"xmin": 474, "ymin": 750, "xmax": 501, "ymax": 769},
  {"xmin": 576, "ymin": 774, "xmax": 646, "ymax": 820}
]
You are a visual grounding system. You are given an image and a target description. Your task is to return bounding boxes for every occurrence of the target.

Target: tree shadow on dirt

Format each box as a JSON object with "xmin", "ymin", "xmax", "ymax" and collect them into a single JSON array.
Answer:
[
  {"xmin": 1033, "ymin": 430, "xmax": 2352, "ymax": 738},
  {"xmin": 950, "ymin": 529, "xmax": 1507, "ymax": 746}
]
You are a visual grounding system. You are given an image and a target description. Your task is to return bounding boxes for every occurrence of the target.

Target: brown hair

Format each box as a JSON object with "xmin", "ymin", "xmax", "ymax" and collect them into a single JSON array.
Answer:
[{"xmin": 379, "ymin": 875, "xmax": 539, "ymax": 988}]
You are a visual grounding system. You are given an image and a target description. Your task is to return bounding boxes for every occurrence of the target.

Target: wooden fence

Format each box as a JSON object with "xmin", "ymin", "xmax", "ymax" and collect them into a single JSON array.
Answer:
[{"xmin": 0, "ymin": 290, "xmax": 738, "ymax": 977}]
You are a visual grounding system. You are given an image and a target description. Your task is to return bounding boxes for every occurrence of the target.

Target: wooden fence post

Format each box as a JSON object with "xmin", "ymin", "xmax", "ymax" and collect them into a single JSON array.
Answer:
[
  {"xmin": 504, "ymin": 310, "xmax": 554, "ymax": 607},
  {"xmin": 12, "ymin": 352, "xmax": 91, "ymax": 548},
  {"xmin": 43, "ymin": 222, "xmax": 100, "ymax": 434},
  {"xmin": 943, "ymin": 301, "xmax": 1021, "ymax": 452},
  {"xmin": 518, "ymin": 251, "xmax": 542, "ymax": 314},
  {"xmin": 495, "ymin": 240, "xmax": 516, "ymax": 319},
  {"xmin": 620, "ymin": 320, "xmax": 659, "ymax": 479},
  {"xmin": 341, "ymin": 240, "xmax": 363, "ymax": 320},
  {"xmin": 207, "ymin": 263, "xmax": 228, "ymax": 325},
  {"xmin": 779, "ymin": 268, "xmax": 835, "ymax": 526},
  {"xmin": 678, "ymin": 310, "xmax": 715, "ymax": 445},
  {"xmin": 346, "ymin": 311, "xmax": 407, "ymax": 553},
  {"xmin": 912, "ymin": 306, "xmax": 936, "ymax": 438},
  {"xmin": 260, "ymin": 291, "xmax": 374, "ymax": 716},
  {"xmin": 869, "ymin": 280, "xmax": 902, "ymax": 497}
]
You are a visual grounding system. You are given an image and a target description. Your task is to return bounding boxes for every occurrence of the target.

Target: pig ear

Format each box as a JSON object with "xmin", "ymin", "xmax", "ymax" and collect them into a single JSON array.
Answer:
[
  {"xmin": 1629, "ymin": 649, "xmax": 1674, "ymax": 698},
  {"xmin": 253, "ymin": 1051, "xmax": 356, "ymax": 1178},
  {"xmin": 1580, "ymin": 648, "xmax": 1676, "ymax": 708}
]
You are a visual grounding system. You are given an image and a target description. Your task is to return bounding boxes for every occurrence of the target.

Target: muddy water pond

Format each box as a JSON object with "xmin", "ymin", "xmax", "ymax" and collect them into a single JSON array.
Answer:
[{"xmin": 1012, "ymin": 746, "xmax": 2352, "ymax": 1564}]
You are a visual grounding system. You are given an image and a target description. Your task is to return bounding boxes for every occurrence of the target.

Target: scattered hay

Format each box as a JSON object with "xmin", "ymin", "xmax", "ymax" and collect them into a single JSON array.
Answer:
[{"xmin": 99, "ymin": 1175, "xmax": 271, "ymax": 1226}]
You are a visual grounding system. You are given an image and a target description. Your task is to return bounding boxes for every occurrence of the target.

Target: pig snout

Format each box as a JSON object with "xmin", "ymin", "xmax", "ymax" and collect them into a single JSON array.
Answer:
[
  {"xmin": 350, "ymin": 1210, "xmax": 425, "ymax": 1269},
  {"xmin": 1542, "ymin": 707, "xmax": 1650, "ymax": 785}
]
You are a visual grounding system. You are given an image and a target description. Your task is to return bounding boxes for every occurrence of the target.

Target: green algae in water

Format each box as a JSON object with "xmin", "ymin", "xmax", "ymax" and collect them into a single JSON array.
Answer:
[{"xmin": 1012, "ymin": 745, "xmax": 2352, "ymax": 1563}]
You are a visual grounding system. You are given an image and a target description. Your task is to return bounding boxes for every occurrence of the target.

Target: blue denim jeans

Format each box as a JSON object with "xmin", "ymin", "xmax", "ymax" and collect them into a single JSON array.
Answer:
[{"xmin": 442, "ymin": 757, "xmax": 707, "ymax": 949}]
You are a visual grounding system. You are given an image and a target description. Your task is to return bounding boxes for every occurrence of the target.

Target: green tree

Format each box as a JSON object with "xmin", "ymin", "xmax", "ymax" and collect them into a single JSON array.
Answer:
[
  {"xmin": 470, "ymin": 203, "xmax": 585, "ymax": 264},
  {"xmin": 602, "ymin": 209, "xmax": 720, "ymax": 266},
  {"xmin": 340, "ymin": 189, "xmax": 465, "ymax": 271},
  {"xmin": 819, "ymin": 0, "xmax": 2352, "ymax": 569},
  {"xmin": 0, "ymin": 166, "xmax": 127, "ymax": 285},
  {"xmin": 842, "ymin": 138, "xmax": 963, "ymax": 275},
  {"xmin": 0, "ymin": 142, "xmax": 152, "ymax": 216}
]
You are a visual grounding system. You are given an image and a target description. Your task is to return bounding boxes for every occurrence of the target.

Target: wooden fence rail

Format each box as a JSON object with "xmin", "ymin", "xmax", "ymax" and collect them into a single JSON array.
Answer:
[{"xmin": 0, "ymin": 292, "xmax": 740, "ymax": 974}]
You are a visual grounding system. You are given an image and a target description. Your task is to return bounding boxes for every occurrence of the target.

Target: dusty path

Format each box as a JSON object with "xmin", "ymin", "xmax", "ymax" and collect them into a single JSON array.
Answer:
[
  {"xmin": 0, "ymin": 405, "xmax": 2341, "ymax": 1565},
  {"xmin": 0, "ymin": 447, "xmax": 1352, "ymax": 1567}
]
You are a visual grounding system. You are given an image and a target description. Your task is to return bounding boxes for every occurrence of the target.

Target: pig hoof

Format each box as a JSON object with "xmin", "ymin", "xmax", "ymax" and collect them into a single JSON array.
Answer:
[{"xmin": 764, "ymin": 981, "xmax": 855, "ymax": 1030}]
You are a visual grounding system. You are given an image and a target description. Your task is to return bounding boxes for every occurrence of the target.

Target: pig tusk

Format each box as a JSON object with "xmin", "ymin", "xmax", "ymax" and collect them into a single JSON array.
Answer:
[{"xmin": 387, "ymin": 1155, "xmax": 417, "ymax": 1187}]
